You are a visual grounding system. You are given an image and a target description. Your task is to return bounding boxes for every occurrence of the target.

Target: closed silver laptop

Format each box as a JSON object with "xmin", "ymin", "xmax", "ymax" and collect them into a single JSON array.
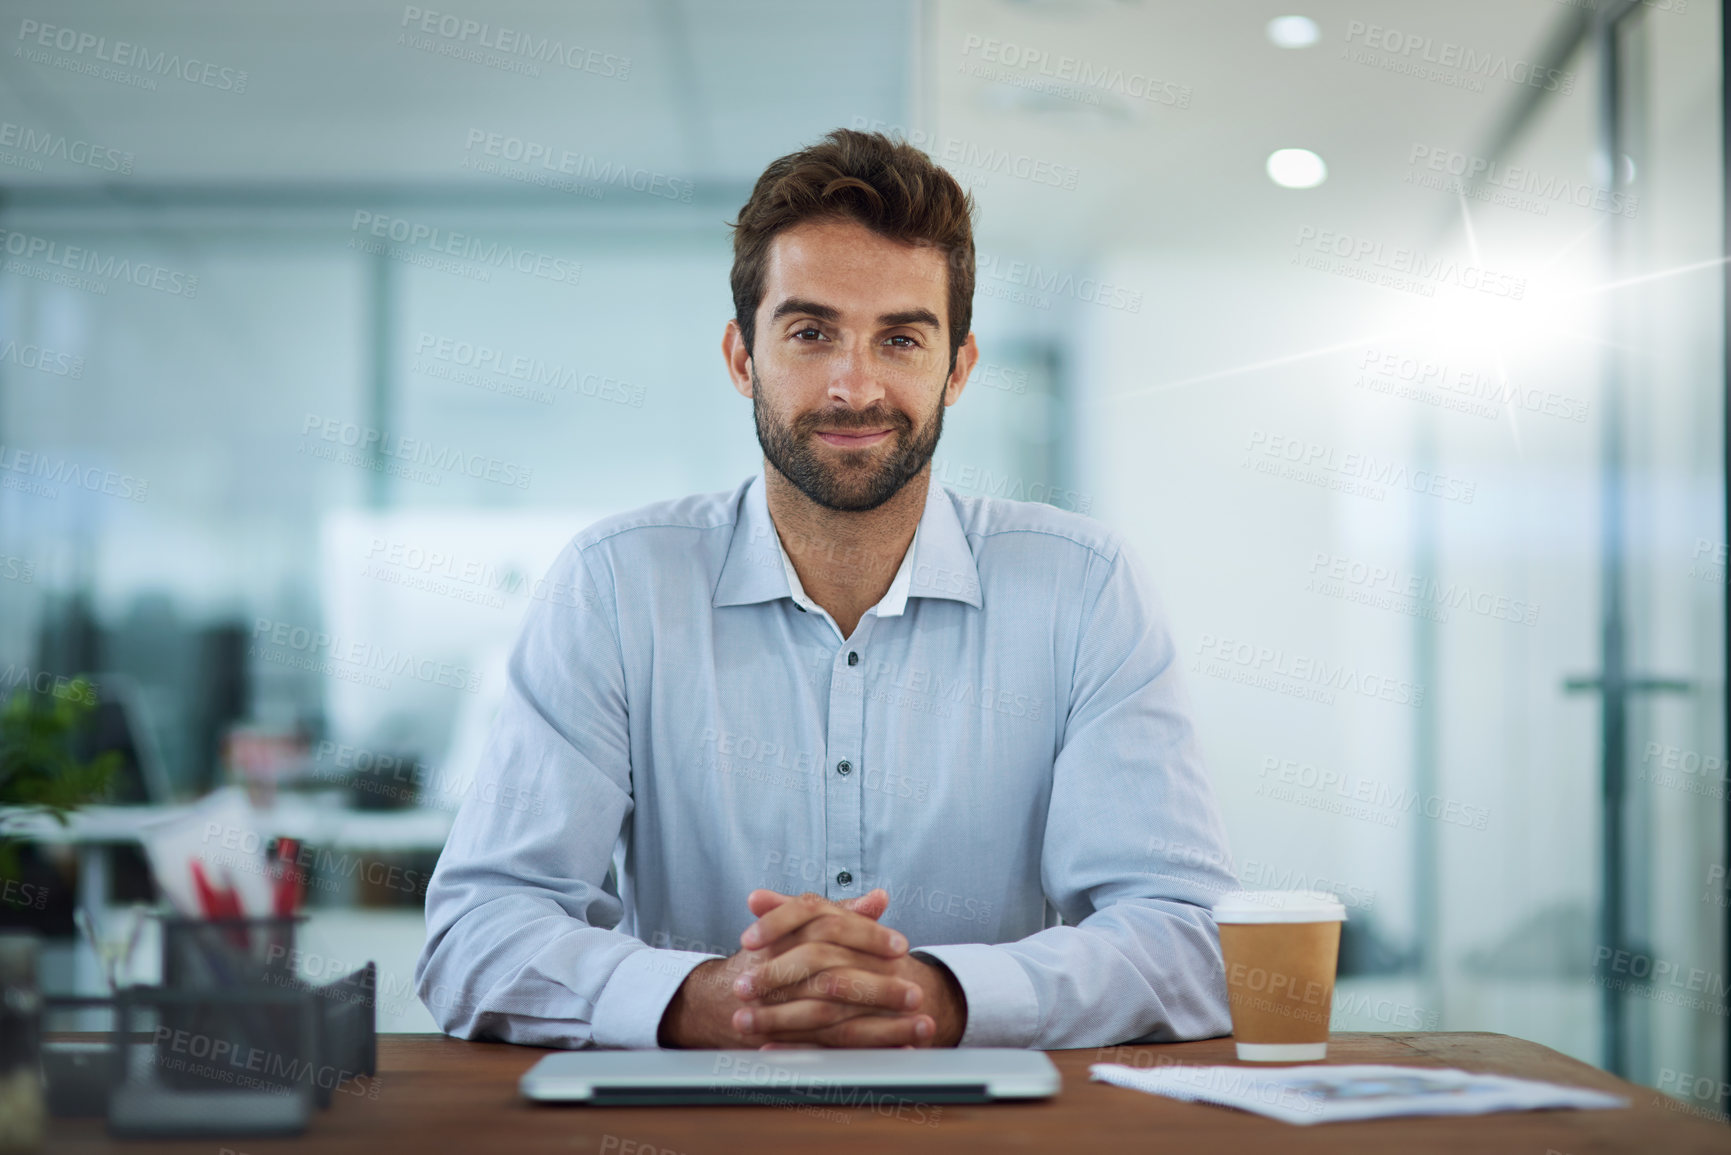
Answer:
[{"xmin": 519, "ymin": 1047, "xmax": 1061, "ymax": 1106}]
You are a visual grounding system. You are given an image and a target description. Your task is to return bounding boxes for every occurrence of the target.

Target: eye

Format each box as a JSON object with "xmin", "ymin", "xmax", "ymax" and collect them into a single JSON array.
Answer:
[
  {"xmin": 792, "ymin": 326, "xmax": 827, "ymax": 341},
  {"xmin": 884, "ymin": 335, "xmax": 920, "ymax": 349}
]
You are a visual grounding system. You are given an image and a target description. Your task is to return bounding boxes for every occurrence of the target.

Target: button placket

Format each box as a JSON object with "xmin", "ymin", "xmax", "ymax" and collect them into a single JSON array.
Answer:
[{"xmin": 823, "ymin": 622, "xmax": 871, "ymax": 902}]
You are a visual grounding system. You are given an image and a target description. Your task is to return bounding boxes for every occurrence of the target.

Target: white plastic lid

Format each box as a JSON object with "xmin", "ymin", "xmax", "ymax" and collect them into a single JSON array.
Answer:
[{"xmin": 1213, "ymin": 889, "xmax": 1346, "ymax": 924}]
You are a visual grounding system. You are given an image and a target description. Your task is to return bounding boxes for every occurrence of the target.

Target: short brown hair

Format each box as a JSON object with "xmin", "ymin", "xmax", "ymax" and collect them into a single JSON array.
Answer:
[{"xmin": 730, "ymin": 129, "xmax": 976, "ymax": 365}]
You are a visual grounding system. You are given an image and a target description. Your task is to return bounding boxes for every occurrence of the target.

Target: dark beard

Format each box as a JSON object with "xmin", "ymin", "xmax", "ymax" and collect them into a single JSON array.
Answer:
[{"xmin": 752, "ymin": 368, "xmax": 945, "ymax": 512}]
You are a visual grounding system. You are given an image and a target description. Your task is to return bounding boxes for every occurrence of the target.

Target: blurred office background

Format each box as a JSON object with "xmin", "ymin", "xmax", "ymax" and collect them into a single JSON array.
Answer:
[{"xmin": 0, "ymin": 0, "xmax": 1722, "ymax": 1107}]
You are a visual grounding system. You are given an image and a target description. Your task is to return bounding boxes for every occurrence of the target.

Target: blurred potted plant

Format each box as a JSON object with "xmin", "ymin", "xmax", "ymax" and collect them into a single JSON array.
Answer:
[
  {"xmin": 0, "ymin": 676, "xmax": 117, "ymax": 1154},
  {"xmin": 0, "ymin": 677, "xmax": 119, "ymax": 878}
]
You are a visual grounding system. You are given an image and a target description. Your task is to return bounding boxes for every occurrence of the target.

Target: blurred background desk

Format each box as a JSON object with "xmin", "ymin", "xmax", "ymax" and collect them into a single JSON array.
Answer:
[
  {"xmin": 41, "ymin": 1033, "xmax": 1731, "ymax": 1154},
  {"xmin": 2, "ymin": 801, "xmax": 451, "ymax": 1031}
]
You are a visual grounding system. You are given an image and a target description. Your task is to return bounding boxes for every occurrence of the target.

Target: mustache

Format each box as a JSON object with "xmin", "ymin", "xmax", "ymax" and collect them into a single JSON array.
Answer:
[{"xmin": 793, "ymin": 406, "xmax": 914, "ymax": 435}]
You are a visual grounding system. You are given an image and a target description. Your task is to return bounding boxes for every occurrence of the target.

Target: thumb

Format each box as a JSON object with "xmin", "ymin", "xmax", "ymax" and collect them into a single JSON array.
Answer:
[{"xmin": 840, "ymin": 887, "xmax": 889, "ymax": 921}]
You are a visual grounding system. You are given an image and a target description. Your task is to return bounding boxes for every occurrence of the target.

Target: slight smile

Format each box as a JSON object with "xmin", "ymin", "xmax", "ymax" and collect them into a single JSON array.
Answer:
[{"xmin": 815, "ymin": 429, "xmax": 891, "ymax": 448}]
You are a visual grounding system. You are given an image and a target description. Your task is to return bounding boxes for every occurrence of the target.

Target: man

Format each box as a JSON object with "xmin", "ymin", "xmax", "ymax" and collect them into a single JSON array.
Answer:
[{"xmin": 415, "ymin": 129, "xmax": 1238, "ymax": 1050}]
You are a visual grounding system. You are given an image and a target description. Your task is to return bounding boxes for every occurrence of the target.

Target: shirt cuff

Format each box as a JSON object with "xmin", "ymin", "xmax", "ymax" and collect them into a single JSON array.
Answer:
[
  {"xmin": 911, "ymin": 943, "xmax": 1041, "ymax": 1049},
  {"xmin": 590, "ymin": 947, "xmax": 719, "ymax": 1049}
]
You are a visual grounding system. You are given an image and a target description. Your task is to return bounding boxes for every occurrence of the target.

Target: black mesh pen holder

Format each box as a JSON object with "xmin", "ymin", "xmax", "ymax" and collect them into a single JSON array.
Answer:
[
  {"xmin": 108, "ymin": 984, "xmax": 319, "ymax": 1136},
  {"xmin": 156, "ymin": 915, "xmax": 376, "ymax": 1101},
  {"xmin": 160, "ymin": 915, "xmax": 305, "ymax": 991}
]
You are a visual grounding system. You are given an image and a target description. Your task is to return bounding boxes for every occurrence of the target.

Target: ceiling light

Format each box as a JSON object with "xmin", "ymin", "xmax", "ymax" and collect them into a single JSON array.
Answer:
[
  {"xmin": 1267, "ymin": 16, "xmax": 1320, "ymax": 49},
  {"xmin": 1266, "ymin": 148, "xmax": 1327, "ymax": 189}
]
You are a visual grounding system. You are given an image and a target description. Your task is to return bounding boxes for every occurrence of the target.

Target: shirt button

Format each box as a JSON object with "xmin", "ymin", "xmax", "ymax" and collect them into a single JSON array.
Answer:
[
  {"xmin": 847, "ymin": 651, "xmax": 859, "ymax": 666},
  {"xmin": 836, "ymin": 870, "xmax": 853, "ymax": 887},
  {"xmin": 836, "ymin": 760, "xmax": 852, "ymax": 776}
]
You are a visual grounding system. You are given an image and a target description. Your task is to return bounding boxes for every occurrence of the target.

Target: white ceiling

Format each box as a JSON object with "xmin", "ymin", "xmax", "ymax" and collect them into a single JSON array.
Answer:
[{"xmin": 0, "ymin": 0, "xmax": 1594, "ymax": 258}]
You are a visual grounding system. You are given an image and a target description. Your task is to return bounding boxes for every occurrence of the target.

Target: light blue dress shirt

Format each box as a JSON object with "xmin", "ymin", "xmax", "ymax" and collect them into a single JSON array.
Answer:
[{"xmin": 416, "ymin": 467, "xmax": 1239, "ymax": 1049}]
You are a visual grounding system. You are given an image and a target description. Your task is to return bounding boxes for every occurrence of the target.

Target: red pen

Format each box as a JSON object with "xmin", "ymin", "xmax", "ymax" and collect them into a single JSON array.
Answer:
[{"xmin": 272, "ymin": 838, "xmax": 302, "ymax": 916}]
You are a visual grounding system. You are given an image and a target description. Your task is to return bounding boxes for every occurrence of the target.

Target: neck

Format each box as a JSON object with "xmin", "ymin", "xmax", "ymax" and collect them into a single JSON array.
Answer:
[{"xmin": 763, "ymin": 461, "xmax": 928, "ymax": 639}]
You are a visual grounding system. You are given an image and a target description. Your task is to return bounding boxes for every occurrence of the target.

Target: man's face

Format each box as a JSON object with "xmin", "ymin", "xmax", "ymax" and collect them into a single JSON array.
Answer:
[{"xmin": 728, "ymin": 217, "xmax": 973, "ymax": 512}]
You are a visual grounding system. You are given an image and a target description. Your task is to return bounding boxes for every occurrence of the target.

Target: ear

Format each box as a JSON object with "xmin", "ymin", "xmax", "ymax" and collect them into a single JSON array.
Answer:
[
  {"xmin": 943, "ymin": 332, "xmax": 978, "ymax": 407},
  {"xmin": 723, "ymin": 319, "xmax": 754, "ymax": 398}
]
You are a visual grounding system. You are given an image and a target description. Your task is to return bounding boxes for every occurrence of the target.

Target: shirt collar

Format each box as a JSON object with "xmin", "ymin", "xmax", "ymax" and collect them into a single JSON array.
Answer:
[{"xmin": 713, "ymin": 467, "xmax": 983, "ymax": 611}]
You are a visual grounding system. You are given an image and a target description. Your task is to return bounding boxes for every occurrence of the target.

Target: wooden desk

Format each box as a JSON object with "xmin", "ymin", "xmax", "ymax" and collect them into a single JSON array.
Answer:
[{"xmin": 45, "ymin": 1032, "xmax": 1728, "ymax": 1153}]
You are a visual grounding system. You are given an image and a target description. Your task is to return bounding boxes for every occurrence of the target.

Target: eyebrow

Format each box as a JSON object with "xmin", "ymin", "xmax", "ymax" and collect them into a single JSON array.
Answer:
[{"xmin": 770, "ymin": 298, "xmax": 942, "ymax": 331}]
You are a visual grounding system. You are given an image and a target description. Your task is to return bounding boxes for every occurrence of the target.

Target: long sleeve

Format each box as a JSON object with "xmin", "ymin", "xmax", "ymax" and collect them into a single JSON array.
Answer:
[
  {"xmin": 914, "ymin": 541, "xmax": 1238, "ymax": 1048},
  {"xmin": 414, "ymin": 542, "xmax": 718, "ymax": 1048}
]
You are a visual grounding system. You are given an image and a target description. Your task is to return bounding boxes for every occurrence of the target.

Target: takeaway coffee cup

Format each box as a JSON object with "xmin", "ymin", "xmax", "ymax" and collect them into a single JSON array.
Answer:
[{"xmin": 1213, "ymin": 890, "xmax": 1346, "ymax": 1062}]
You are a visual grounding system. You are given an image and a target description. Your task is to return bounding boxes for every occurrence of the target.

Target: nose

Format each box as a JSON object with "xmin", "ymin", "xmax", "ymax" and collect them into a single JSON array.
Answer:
[{"xmin": 826, "ymin": 339, "xmax": 886, "ymax": 412}]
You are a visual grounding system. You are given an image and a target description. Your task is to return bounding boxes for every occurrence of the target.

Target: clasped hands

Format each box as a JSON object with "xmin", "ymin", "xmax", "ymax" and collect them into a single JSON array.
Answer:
[{"xmin": 657, "ymin": 887, "xmax": 967, "ymax": 1049}]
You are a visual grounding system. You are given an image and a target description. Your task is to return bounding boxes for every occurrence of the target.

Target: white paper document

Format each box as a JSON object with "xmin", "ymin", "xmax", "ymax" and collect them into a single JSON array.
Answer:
[{"xmin": 1088, "ymin": 1062, "xmax": 1630, "ymax": 1126}]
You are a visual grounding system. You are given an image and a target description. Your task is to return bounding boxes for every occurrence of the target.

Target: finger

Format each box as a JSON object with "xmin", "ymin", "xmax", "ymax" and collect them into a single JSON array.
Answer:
[
  {"xmin": 736, "ymin": 941, "xmax": 905, "ymax": 1000},
  {"xmin": 750, "ymin": 1010, "xmax": 937, "ymax": 1049},
  {"xmin": 735, "ymin": 941, "xmax": 865, "ymax": 999},
  {"xmin": 839, "ymin": 888, "xmax": 889, "ymax": 920},
  {"xmin": 734, "ymin": 997, "xmax": 879, "ymax": 1037},
  {"xmin": 742, "ymin": 891, "xmax": 905, "ymax": 954},
  {"xmin": 753, "ymin": 910, "xmax": 907, "ymax": 968},
  {"xmin": 753, "ymin": 967, "xmax": 924, "ymax": 1013},
  {"xmin": 746, "ymin": 887, "xmax": 885, "ymax": 922}
]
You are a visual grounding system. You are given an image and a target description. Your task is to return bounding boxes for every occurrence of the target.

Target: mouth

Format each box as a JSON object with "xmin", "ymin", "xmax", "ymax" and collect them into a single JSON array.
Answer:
[{"xmin": 814, "ymin": 429, "xmax": 892, "ymax": 449}]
